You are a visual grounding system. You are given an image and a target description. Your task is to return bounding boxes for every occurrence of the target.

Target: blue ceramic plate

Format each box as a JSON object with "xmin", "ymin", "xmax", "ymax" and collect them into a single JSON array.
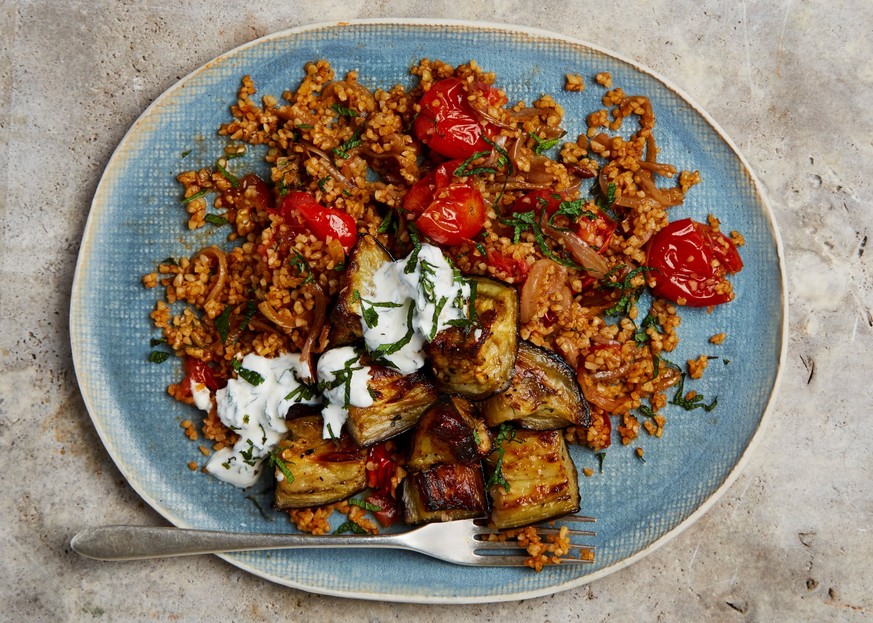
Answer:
[{"xmin": 71, "ymin": 20, "xmax": 786, "ymax": 603}]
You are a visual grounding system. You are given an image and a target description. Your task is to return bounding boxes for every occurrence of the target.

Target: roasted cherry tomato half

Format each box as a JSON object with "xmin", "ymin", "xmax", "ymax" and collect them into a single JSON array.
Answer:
[
  {"xmin": 416, "ymin": 184, "xmax": 487, "ymax": 246},
  {"xmin": 401, "ymin": 159, "xmax": 463, "ymax": 215},
  {"xmin": 182, "ymin": 357, "xmax": 223, "ymax": 396},
  {"xmin": 646, "ymin": 218, "xmax": 743, "ymax": 307},
  {"xmin": 486, "ymin": 249, "xmax": 531, "ymax": 282},
  {"xmin": 273, "ymin": 191, "xmax": 358, "ymax": 254},
  {"xmin": 413, "ymin": 78, "xmax": 491, "ymax": 160}
]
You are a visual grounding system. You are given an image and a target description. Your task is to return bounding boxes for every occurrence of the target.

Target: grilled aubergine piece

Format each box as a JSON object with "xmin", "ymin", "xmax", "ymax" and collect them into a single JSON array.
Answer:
[
  {"xmin": 401, "ymin": 399, "xmax": 490, "ymax": 525},
  {"xmin": 273, "ymin": 415, "xmax": 367, "ymax": 510},
  {"xmin": 482, "ymin": 340, "xmax": 589, "ymax": 430},
  {"xmin": 425, "ymin": 277, "xmax": 519, "ymax": 399},
  {"xmin": 406, "ymin": 399, "xmax": 491, "ymax": 471},
  {"xmin": 486, "ymin": 428, "xmax": 580, "ymax": 529},
  {"xmin": 346, "ymin": 364, "xmax": 438, "ymax": 448},
  {"xmin": 401, "ymin": 464, "xmax": 488, "ymax": 525},
  {"xmin": 328, "ymin": 235, "xmax": 392, "ymax": 347}
]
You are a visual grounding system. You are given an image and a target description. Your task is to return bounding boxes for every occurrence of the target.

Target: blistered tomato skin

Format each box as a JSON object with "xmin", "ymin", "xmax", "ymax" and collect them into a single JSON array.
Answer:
[
  {"xmin": 646, "ymin": 218, "xmax": 743, "ymax": 307},
  {"xmin": 273, "ymin": 192, "xmax": 358, "ymax": 254},
  {"xmin": 413, "ymin": 78, "xmax": 491, "ymax": 160},
  {"xmin": 416, "ymin": 184, "xmax": 487, "ymax": 246}
]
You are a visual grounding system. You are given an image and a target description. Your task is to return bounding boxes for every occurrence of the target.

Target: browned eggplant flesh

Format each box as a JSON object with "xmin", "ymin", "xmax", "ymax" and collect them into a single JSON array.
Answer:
[
  {"xmin": 486, "ymin": 428, "xmax": 581, "ymax": 530},
  {"xmin": 425, "ymin": 277, "xmax": 519, "ymax": 399},
  {"xmin": 273, "ymin": 415, "xmax": 367, "ymax": 510},
  {"xmin": 482, "ymin": 340, "xmax": 589, "ymax": 430}
]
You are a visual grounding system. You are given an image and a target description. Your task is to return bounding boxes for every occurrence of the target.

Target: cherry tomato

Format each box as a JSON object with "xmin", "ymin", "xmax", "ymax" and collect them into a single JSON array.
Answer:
[
  {"xmin": 274, "ymin": 192, "xmax": 358, "ymax": 254},
  {"xmin": 486, "ymin": 249, "xmax": 530, "ymax": 281},
  {"xmin": 413, "ymin": 78, "xmax": 491, "ymax": 160},
  {"xmin": 646, "ymin": 218, "xmax": 743, "ymax": 306},
  {"xmin": 181, "ymin": 357, "xmax": 223, "ymax": 397},
  {"xmin": 234, "ymin": 174, "xmax": 273, "ymax": 211},
  {"xmin": 473, "ymin": 80, "xmax": 508, "ymax": 108},
  {"xmin": 416, "ymin": 184, "xmax": 487, "ymax": 245},
  {"xmin": 366, "ymin": 443, "xmax": 398, "ymax": 494},
  {"xmin": 401, "ymin": 160, "xmax": 463, "ymax": 215},
  {"xmin": 365, "ymin": 493, "xmax": 401, "ymax": 527},
  {"xmin": 576, "ymin": 207, "xmax": 616, "ymax": 251}
]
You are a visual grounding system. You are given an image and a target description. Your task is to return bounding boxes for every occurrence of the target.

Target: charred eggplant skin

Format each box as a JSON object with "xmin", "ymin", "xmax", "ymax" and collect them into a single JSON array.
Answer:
[
  {"xmin": 329, "ymin": 235, "xmax": 393, "ymax": 347},
  {"xmin": 482, "ymin": 340, "xmax": 588, "ymax": 430},
  {"xmin": 486, "ymin": 428, "xmax": 581, "ymax": 530},
  {"xmin": 401, "ymin": 464, "xmax": 488, "ymax": 525},
  {"xmin": 425, "ymin": 277, "xmax": 519, "ymax": 399},
  {"xmin": 273, "ymin": 416, "xmax": 367, "ymax": 510},
  {"xmin": 346, "ymin": 366, "xmax": 438, "ymax": 448},
  {"xmin": 406, "ymin": 398, "xmax": 489, "ymax": 471}
]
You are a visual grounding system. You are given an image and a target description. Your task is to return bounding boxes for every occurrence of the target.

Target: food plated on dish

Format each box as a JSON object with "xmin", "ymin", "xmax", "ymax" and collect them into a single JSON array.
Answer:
[
  {"xmin": 71, "ymin": 21, "xmax": 783, "ymax": 602},
  {"xmin": 142, "ymin": 57, "xmax": 743, "ymax": 569}
]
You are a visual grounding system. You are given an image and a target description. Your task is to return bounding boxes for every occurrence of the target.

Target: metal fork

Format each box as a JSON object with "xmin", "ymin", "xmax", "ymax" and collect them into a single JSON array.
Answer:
[{"xmin": 71, "ymin": 516, "xmax": 596, "ymax": 566}]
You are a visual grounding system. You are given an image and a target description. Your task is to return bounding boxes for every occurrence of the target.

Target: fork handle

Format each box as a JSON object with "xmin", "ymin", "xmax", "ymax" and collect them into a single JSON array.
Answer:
[{"xmin": 71, "ymin": 526, "xmax": 404, "ymax": 561}]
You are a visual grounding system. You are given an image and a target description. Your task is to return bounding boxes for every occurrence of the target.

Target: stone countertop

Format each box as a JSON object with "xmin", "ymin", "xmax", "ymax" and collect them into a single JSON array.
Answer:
[{"xmin": 1, "ymin": 1, "xmax": 871, "ymax": 621}]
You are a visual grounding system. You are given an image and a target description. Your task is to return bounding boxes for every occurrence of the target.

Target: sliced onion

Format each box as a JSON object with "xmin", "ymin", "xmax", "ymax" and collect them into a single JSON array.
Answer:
[
  {"xmin": 577, "ymin": 372, "xmax": 625, "ymax": 413},
  {"xmin": 541, "ymin": 219, "xmax": 609, "ymax": 279},
  {"xmin": 519, "ymin": 259, "xmax": 553, "ymax": 324},
  {"xmin": 299, "ymin": 283, "xmax": 328, "ymax": 381},
  {"xmin": 591, "ymin": 363, "xmax": 631, "ymax": 382},
  {"xmin": 258, "ymin": 299, "xmax": 295, "ymax": 333},
  {"xmin": 196, "ymin": 246, "xmax": 227, "ymax": 306},
  {"xmin": 301, "ymin": 142, "xmax": 354, "ymax": 188}
]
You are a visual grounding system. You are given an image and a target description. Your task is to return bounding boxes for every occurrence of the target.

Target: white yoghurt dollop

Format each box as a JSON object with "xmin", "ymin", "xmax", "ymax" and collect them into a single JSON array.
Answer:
[
  {"xmin": 204, "ymin": 352, "xmax": 319, "ymax": 488},
  {"xmin": 360, "ymin": 243, "xmax": 471, "ymax": 374},
  {"xmin": 315, "ymin": 346, "xmax": 373, "ymax": 439}
]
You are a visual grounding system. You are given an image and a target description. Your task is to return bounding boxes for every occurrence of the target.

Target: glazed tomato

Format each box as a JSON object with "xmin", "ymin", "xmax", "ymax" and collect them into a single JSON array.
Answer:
[
  {"xmin": 413, "ymin": 78, "xmax": 491, "ymax": 160},
  {"xmin": 509, "ymin": 190, "xmax": 566, "ymax": 216},
  {"xmin": 416, "ymin": 184, "xmax": 487, "ymax": 245},
  {"xmin": 233, "ymin": 174, "xmax": 273, "ymax": 211},
  {"xmin": 274, "ymin": 192, "xmax": 358, "ymax": 254},
  {"xmin": 181, "ymin": 357, "xmax": 223, "ymax": 396},
  {"xmin": 646, "ymin": 218, "xmax": 743, "ymax": 306},
  {"xmin": 401, "ymin": 159, "xmax": 463, "ymax": 215}
]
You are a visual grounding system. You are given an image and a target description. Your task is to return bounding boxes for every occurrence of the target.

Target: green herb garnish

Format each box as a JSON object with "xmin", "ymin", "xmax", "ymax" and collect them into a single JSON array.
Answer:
[
  {"xmin": 670, "ymin": 373, "xmax": 718, "ymax": 412},
  {"xmin": 180, "ymin": 150, "xmax": 191, "ymax": 158},
  {"xmin": 596, "ymin": 451, "xmax": 606, "ymax": 474},
  {"xmin": 334, "ymin": 521, "xmax": 367, "ymax": 535},
  {"xmin": 486, "ymin": 423, "xmax": 520, "ymax": 492},
  {"xmin": 181, "ymin": 189, "xmax": 207, "ymax": 205},
  {"xmin": 214, "ymin": 305, "xmax": 233, "ymax": 344},
  {"xmin": 498, "ymin": 210, "xmax": 583, "ymax": 269},
  {"xmin": 204, "ymin": 214, "xmax": 228, "ymax": 226},
  {"xmin": 215, "ymin": 160, "xmax": 238, "ymax": 187},
  {"xmin": 349, "ymin": 498, "xmax": 382, "ymax": 512},
  {"xmin": 331, "ymin": 103, "xmax": 359, "ymax": 118},
  {"xmin": 317, "ymin": 175, "xmax": 332, "ymax": 192},
  {"xmin": 148, "ymin": 350, "xmax": 171, "ymax": 364},
  {"xmin": 332, "ymin": 130, "xmax": 362, "ymax": 159},
  {"xmin": 529, "ymin": 130, "xmax": 566, "ymax": 154},
  {"xmin": 268, "ymin": 449, "xmax": 294, "ymax": 483},
  {"xmin": 453, "ymin": 150, "xmax": 494, "ymax": 177},
  {"xmin": 289, "ymin": 251, "xmax": 314, "ymax": 284},
  {"xmin": 232, "ymin": 359, "xmax": 265, "ymax": 386}
]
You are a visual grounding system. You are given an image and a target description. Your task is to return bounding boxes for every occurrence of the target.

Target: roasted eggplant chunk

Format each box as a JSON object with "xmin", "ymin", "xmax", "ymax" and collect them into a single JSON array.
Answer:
[
  {"xmin": 401, "ymin": 463, "xmax": 487, "ymax": 525},
  {"xmin": 407, "ymin": 399, "xmax": 490, "ymax": 472},
  {"xmin": 346, "ymin": 365, "xmax": 438, "ymax": 447},
  {"xmin": 483, "ymin": 340, "xmax": 588, "ymax": 430},
  {"xmin": 425, "ymin": 277, "xmax": 519, "ymax": 399},
  {"xmin": 273, "ymin": 416, "xmax": 367, "ymax": 510},
  {"xmin": 486, "ymin": 428, "xmax": 580, "ymax": 529},
  {"xmin": 328, "ymin": 235, "xmax": 392, "ymax": 346}
]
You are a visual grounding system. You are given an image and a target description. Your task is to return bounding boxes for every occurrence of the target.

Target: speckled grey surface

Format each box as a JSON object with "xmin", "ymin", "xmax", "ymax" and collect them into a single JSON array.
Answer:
[{"xmin": 1, "ymin": 1, "xmax": 871, "ymax": 621}]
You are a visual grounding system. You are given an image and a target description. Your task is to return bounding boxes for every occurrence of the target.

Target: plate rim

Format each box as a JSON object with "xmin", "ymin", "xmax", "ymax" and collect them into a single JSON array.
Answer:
[{"xmin": 70, "ymin": 17, "xmax": 788, "ymax": 604}]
